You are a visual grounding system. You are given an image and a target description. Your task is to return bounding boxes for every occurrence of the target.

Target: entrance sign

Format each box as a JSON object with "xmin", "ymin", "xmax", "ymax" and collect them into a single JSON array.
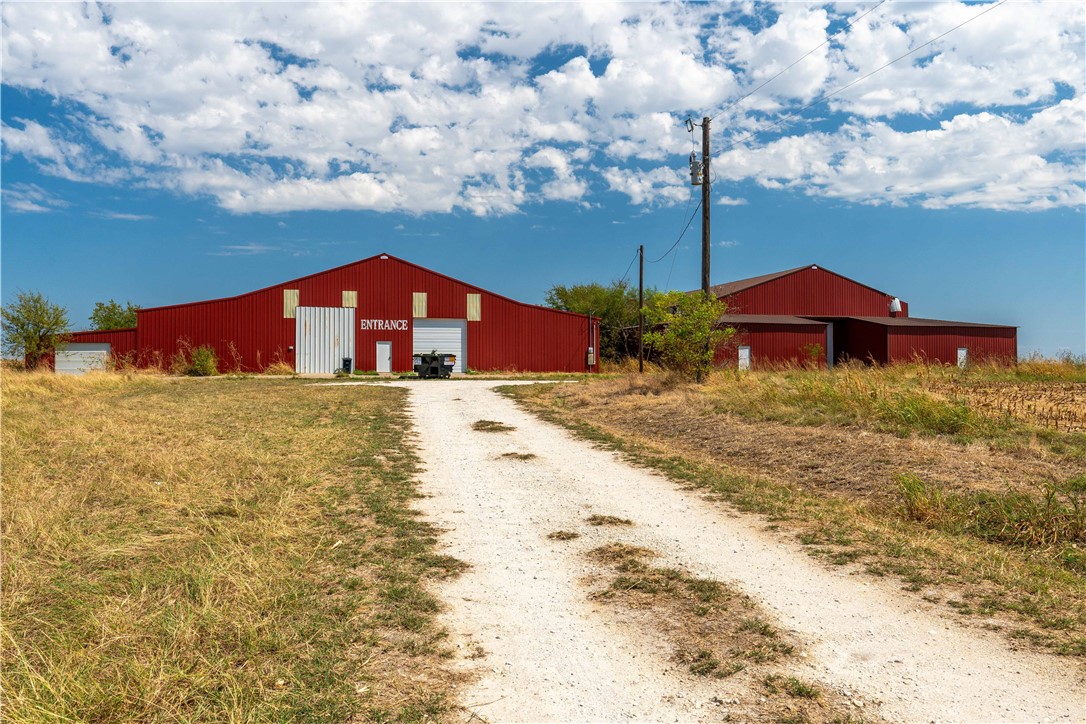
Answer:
[{"xmin": 360, "ymin": 319, "xmax": 409, "ymax": 331}]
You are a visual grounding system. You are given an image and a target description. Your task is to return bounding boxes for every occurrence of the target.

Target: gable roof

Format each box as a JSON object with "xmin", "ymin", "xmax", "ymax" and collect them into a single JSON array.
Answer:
[
  {"xmin": 704, "ymin": 266, "xmax": 810, "ymax": 298},
  {"xmin": 133, "ymin": 252, "xmax": 594, "ymax": 322},
  {"xmin": 699, "ymin": 264, "xmax": 899, "ymax": 301}
]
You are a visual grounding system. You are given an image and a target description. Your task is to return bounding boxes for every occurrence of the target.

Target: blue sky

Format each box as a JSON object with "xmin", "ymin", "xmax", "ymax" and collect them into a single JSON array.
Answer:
[{"xmin": 3, "ymin": 1, "xmax": 1084, "ymax": 356}]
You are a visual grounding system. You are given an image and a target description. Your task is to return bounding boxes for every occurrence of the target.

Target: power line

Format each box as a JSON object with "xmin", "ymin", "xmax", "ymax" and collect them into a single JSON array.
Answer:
[
  {"xmin": 617, "ymin": 247, "xmax": 640, "ymax": 285},
  {"xmin": 648, "ymin": 197, "xmax": 703, "ymax": 264},
  {"xmin": 717, "ymin": 0, "xmax": 1008, "ymax": 155},
  {"xmin": 709, "ymin": 0, "xmax": 888, "ymax": 123}
]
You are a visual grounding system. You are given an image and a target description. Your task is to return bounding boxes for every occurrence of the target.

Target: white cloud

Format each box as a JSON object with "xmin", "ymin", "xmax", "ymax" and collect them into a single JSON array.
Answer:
[
  {"xmin": 716, "ymin": 196, "xmax": 748, "ymax": 206},
  {"xmin": 603, "ymin": 166, "xmax": 689, "ymax": 206},
  {"xmin": 2, "ymin": 183, "xmax": 69, "ymax": 213},
  {"xmin": 93, "ymin": 211, "xmax": 154, "ymax": 221},
  {"xmin": 0, "ymin": 1, "xmax": 1081, "ymax": 214},
  {"xmin": 717, "ymin": 98, "xmax": 1086, "ymax": 210},
  {"xmin": 209, "ymin": 242, "xmax": 281, "ymax": 256}
]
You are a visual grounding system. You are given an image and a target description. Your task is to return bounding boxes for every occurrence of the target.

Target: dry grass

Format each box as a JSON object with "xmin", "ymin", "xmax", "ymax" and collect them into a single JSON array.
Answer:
[
  {"xmin": 931, "ymin": 380, "xmax": 1086, "ymax": 432},
  {"xmin": 499, "ymin": 451, "xmax": 537, "ymax": 461},
  {"xmin": 1, "ymin": 372, "xmax": 463, "ymax": 721},
  {"xmin": 586, "ymin": 514, "xmax": 633, "ymax": 526},
  {"xmin": 584, "ymin": 542, "xmax": 877, "ymax": 722},
  {"xmin": 471, "ymin": 419, "xmax": 514, "ymax": 433},
  {"xmin": 505, "ymin": 371, "xmax": 1086, "ymax": 657},
  {"xmin": 547, "ymin": 531, "xmax": 580, "ymax": 541},
  {"xmin": 261, "ymin": 360, "xmax": 296, "ymax": 376}
]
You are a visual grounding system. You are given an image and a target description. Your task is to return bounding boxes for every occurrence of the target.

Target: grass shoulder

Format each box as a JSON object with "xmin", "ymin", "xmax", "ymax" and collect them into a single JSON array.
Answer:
[
  {"xmin": 2, "ymin": 373, "xmax": 464, "ymax": 721},
  {"xmin": 502, "ymin": 377, "xmax": 1086, "ymax": 659}
]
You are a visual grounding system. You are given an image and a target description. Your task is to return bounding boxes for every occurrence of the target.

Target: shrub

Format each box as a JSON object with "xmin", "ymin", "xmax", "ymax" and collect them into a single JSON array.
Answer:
[
  {"xmin": 188, "ymin": 345, "xmax": 219, "ymax": 376},
  {"xmin": 169, "ymin": 340, "xmax": 219, "ymax": 376}
]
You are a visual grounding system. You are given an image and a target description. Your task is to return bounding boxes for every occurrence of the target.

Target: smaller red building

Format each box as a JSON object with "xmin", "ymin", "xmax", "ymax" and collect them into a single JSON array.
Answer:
[{"xmin": 706, "ymin": 264, "xmax": 1016, "ymax": 368}]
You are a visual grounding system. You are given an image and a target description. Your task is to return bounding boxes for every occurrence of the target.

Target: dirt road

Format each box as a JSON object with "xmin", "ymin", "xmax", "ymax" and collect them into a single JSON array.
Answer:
[{"xmin": 402, "ymin": 381, "xmax": 1083, "ymax": 722}]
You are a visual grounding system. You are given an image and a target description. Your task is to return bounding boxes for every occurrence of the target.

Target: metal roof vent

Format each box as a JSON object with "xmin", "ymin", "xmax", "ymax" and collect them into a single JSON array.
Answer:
[
  {"xmin": 889, "ymin": 297, "xmax": 903, "ymax": 313},
  {"xmin": 380, "ymin": 254, "xmax": 389, "ymax": 259}
]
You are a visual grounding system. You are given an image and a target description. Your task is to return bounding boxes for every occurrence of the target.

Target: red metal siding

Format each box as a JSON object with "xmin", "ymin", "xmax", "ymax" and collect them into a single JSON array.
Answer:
[
  {"xmin": 716, "ymin": 323, "xmax": 828, "ymax": 368},
  {"xmin": 888, "ymin": 327, "xmax": 1017, "ymax": 365},
  {"xmin": 722, "ymin": 267, "xmax": 902, "ymax": 317},
  {"xmin": 129, "ymin": 255, "xmax": 597, "ymax": 373},
  {"xmin": 67, "ymin": 329, "xmax": 138, "ymax": 359}
]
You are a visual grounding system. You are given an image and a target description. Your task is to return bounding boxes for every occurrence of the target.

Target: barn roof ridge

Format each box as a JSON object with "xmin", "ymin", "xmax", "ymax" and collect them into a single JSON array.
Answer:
[{"xmin": 698, "ymin": 264, "xmax": 900, "ymax": 302}]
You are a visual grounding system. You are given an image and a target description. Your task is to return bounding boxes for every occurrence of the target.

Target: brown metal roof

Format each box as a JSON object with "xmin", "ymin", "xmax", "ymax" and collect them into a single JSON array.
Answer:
[
  {"xmin": 696, "ymin": 264, "xmax": 902, "ymax": 302},
  {"xmin": 717, "ymin": 314, "xmax": 828, "ymax": 326},
  {"xmin": 703, "ymin": 266, "xmax": 811, "ymax": 298},
  {"xmin": 844, "ymin": 316, "xmax": 1016, "ymax": 329}
]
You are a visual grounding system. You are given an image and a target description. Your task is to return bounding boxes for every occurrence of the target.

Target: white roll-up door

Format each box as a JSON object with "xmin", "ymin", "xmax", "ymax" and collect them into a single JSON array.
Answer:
[
  {"xmin": 56, "ymin": 343, "xmax": 111, "ymax": 375},
  {"xmin": 295, "ymin": 307, "xmax": 355, "ymax": 374},
  {"xmin": 413, "ymin": 319, "xmax": 466, "ymax": 372}
]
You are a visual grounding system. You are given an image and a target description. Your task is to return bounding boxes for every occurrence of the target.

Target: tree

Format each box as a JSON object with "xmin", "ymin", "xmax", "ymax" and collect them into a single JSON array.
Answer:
[
  {"xmin": 642, "ymin": 291, "xmax": 732, "ymax": 382},
  {"xmin": 1, "ymin": 291, "xmax": 71, "ymax": 369},
  {"xmin": 544, "ymin": 280, "xmax": 653, "ymax": 361},
  {"xmin": 90, "ymin": 299, "xmax": 140, "ymax": 330}
]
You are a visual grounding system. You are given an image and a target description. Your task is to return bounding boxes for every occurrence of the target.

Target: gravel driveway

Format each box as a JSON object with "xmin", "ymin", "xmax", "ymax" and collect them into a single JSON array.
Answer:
[{"xmin": 400, "ymin": 381, "xmax": 1083, "ymax": 723}]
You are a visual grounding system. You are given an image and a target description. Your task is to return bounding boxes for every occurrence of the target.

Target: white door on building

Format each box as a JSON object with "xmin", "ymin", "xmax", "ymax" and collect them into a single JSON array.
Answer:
[
  {"xmin": 957, "ymin": 347, "xmax": 968, "ymax": 368},
  {"xmin": 56, "ymin": 342, "xmax": 111, "ymax": 375},
  {"xmin": 412, "ymin": 319, "xmax": 467, "ymax": 372},
  {"xmin": 376, "ymin": 341, "xmax": 392, "ymax": 373},
  {"xmin": 738, "ymin": 345, "xmax": 752, "ymax": 370},
  {"xmin": 295, "ymin": 307, "xmax": 355, "ymax": 374}
]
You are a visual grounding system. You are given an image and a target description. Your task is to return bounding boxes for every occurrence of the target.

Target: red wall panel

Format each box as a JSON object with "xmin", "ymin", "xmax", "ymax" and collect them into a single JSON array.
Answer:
[
  {"xmin": 715, "ymin": 323, "xmax": 828, "ymax": 368},
  {"xmin": 888, "ymin": 327, "xmax": 1017, "ymax": 364},
  {"xmin": 67, "ymin": 329, "xmax": 138, "ymax": 359},
  {"xmin": 722, "ymin": 267, "xmax": 903, "ymax": 318},
  {"xmin": 127, "ymin": 254, "xmax": 597, "ymax": 373}
]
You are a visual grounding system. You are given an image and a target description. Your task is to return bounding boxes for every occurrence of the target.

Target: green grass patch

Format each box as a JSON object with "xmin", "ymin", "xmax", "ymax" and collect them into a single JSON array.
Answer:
[{"xmin": 899, "ymin": 473, "xmax": 1086, "ymax": 556}]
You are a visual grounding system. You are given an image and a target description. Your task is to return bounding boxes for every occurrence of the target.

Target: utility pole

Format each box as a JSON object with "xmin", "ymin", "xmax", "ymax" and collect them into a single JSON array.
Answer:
[
  {"xmin": 701, "ymin": 116, "xmax": 711, "ymax": 298},
  {"xmin": 638, "ymin": 244, "xmax": 644, "ymax": 373}
]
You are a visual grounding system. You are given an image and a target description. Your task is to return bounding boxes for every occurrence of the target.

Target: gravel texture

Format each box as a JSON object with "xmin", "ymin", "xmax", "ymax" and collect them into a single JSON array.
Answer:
[{"xmin": 398, "ymin": 380, "xmax": 1084, "ymax": 723}]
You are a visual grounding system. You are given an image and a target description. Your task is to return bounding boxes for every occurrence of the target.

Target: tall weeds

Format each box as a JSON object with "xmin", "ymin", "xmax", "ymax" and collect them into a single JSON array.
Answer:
[{"xmin": 899, "ymin": 473, "xmax": 1086, "ymax": 565}]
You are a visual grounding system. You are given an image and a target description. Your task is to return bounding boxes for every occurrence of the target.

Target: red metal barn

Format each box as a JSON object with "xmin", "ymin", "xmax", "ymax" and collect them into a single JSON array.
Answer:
[
  {"xmin": 703, "ymin": 264, "xmax": 1016, "ymax": 368},
  {"xmin": 66, "ymin": 253, "xmax": 600, "ymax": 374}
]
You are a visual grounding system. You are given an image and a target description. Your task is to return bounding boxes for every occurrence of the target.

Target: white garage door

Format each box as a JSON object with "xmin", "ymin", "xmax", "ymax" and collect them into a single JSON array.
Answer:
[
  {"xmin": 56, "ymin": 342, "xmax": 111, "ymax": 375},
  {"xmin": 413, "ymin": 319, "xmax": 466, "ymax": 372},
  {"xmin": 296, "ymin": 307, "xmax": 355, "ymax": 374}
]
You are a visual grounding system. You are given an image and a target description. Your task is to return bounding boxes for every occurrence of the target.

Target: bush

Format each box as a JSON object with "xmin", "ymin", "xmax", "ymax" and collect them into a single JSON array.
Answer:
[
  {"xmin": 169, "ymin": 340, "xmax": 219, "ymax": 376},
  {"xmin": 189, "ymin": 346, "xmax": 219, "ymax": 376}
]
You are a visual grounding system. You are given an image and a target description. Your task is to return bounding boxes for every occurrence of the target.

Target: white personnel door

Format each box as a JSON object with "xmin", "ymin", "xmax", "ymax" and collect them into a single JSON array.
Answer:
[
  {"xmin": 376, "ymin": 341, "xmax": 392, "ymax": 373},
  {"xmin": 738, "ymin": 345, "xmax": 752, "ymax": 371},
  {"xmin": 56, "ymin": 343, "xmax": 111, "ymax": 375},
  {"xmin": 957, "ymin": 347, "xmax": 968, "ymax": 368},
  {"xmin": 412, "ymin": 319, "xmax": 467, "ymax": 372},
  {"xmin": 295, "ymin": 307, "xmax": 355, "ymax": 374}
]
